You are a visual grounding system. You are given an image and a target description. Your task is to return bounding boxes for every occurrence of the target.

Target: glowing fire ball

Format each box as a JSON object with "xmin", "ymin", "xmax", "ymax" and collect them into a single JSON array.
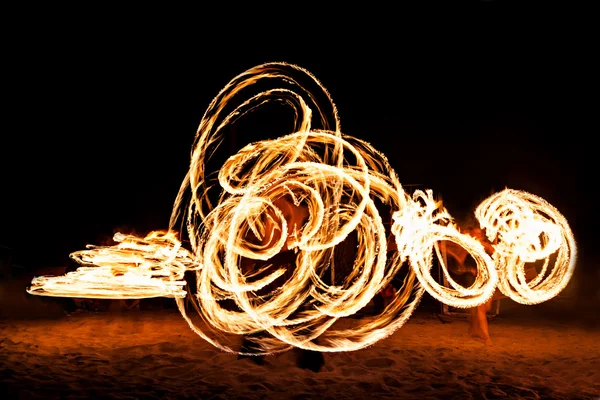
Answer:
[{"xmin": 27, "ymin": 62, "xmax": 577, "ymax": 354}]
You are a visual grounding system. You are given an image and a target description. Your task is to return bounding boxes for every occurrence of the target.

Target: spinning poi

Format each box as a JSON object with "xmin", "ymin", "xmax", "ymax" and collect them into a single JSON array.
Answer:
[{"xmin": 27, "ymin": 62, "xmax": 577, "ymax": 355}]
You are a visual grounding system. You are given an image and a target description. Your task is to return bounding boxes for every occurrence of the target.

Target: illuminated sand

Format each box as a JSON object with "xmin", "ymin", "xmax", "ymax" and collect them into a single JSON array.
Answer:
[
  {"xmin": 1, "ymin": 305, "xmax": 598, "ymax": 399},
  {"xmin": 26, "ymin": 62, "xmax": 577, "ymax": 355}
]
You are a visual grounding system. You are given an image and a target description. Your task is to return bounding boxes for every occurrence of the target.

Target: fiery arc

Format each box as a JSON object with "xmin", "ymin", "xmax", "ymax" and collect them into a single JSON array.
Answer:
[{"xmin": 27, "ymin": 62, "xmax": 577, "ymax": 354}]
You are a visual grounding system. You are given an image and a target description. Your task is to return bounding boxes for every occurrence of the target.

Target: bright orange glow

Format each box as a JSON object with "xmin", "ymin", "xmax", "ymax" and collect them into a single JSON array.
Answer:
[
  {"xmin": 28, "ymin": 231, "xmax": 192, "ymax": 299},
  {"xmin": 475, "ymin": 189, "xmax": 577, "ymax": 305},
  {"xmin": 26, "ymin": 62, "xmax": 577, "ymax": 354}
]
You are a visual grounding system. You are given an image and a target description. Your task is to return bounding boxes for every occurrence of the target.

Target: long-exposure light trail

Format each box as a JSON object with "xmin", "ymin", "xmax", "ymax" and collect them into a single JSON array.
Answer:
[{"xmin": 27, "ymin": 62, "xmax": 577, "ymax": 354}]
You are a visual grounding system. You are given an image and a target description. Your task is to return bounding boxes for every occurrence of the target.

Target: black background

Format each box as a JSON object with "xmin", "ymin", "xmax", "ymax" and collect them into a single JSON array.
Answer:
[{"xmin": 2, "ymin": 3, "xmax": 595, "ymax": 298}]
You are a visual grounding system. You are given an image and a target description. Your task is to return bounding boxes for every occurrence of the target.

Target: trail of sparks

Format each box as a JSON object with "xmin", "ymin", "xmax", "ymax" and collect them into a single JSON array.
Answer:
[
  {"xmin": 26, "ymin": 62, "xmax": 577, "ymax": 354},
  {"xmin": 29, "ymin": 231, "xmax": 193, "ymax": 299}
]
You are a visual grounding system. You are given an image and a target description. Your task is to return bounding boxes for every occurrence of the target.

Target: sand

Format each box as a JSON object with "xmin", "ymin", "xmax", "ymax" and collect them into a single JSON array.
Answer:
[{"xmin": 1, "ymin": 279, "xmax": 599, "ymax": 400}]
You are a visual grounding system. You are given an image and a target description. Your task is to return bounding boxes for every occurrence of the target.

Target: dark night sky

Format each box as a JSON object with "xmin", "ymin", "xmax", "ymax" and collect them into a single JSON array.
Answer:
[{"xmin": 2, "ymin": 4, "xmax": 595, "ymax": 287}]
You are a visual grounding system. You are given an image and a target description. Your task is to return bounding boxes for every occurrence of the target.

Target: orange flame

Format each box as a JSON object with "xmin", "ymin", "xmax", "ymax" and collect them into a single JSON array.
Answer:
[{"xmin": 27, "ymin": 62, "xmax": 577, "ymax": 354}]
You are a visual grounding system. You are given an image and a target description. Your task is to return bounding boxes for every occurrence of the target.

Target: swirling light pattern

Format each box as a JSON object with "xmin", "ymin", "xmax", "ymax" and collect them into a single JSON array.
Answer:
[
  {"xmin": 28, "ymin": 231, "xmax": 192, "ymax": 299},
  {"xmin": 475, "ymin": 189, "xmax": 577, "ymax": 305},
  {"xmin": 27, "ymin": 62, "xmax": 577, "ymax": 354}
]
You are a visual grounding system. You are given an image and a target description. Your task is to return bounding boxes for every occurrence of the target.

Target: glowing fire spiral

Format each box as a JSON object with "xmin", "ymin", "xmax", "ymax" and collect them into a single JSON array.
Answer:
[
  {"xmin": 27, "ymin": 62, "xmax": 577, "ymax": 354},
  {"xmin": 475, "ymin": 189, "xmax": 577, "ymax": 305}
]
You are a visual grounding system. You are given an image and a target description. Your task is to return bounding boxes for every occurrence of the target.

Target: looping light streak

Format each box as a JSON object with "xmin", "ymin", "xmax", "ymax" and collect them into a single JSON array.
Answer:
[
  {"xmin": 391, "ymin": 189, "xmax": 499, "ymax": 309},
  {"xmin": 475, "ymin": 189, "xmax": 577, "ymax": 305},
  {"xmin": 27, "ymin": 62, "xmax": 577, "ymax": 354}
]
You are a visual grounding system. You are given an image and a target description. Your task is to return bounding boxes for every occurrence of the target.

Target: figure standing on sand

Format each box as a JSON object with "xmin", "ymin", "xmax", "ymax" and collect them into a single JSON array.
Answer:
[
  {"xmin": 443, "ymin": 226, "xmax": 538, "ymax": 345},
  {"xmin": 236, "ymin": 192, "xmax": 383, "ymax": 372},
  {"xmin": 237, "ymin": 193, "xmax": 326, "ymax": 371}
]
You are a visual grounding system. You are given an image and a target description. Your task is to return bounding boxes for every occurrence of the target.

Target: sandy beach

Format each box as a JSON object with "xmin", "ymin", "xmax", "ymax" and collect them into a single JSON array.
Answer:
[{"xmin": 1, "ymin": 278, "xmax": 598, "ymax": 400}]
